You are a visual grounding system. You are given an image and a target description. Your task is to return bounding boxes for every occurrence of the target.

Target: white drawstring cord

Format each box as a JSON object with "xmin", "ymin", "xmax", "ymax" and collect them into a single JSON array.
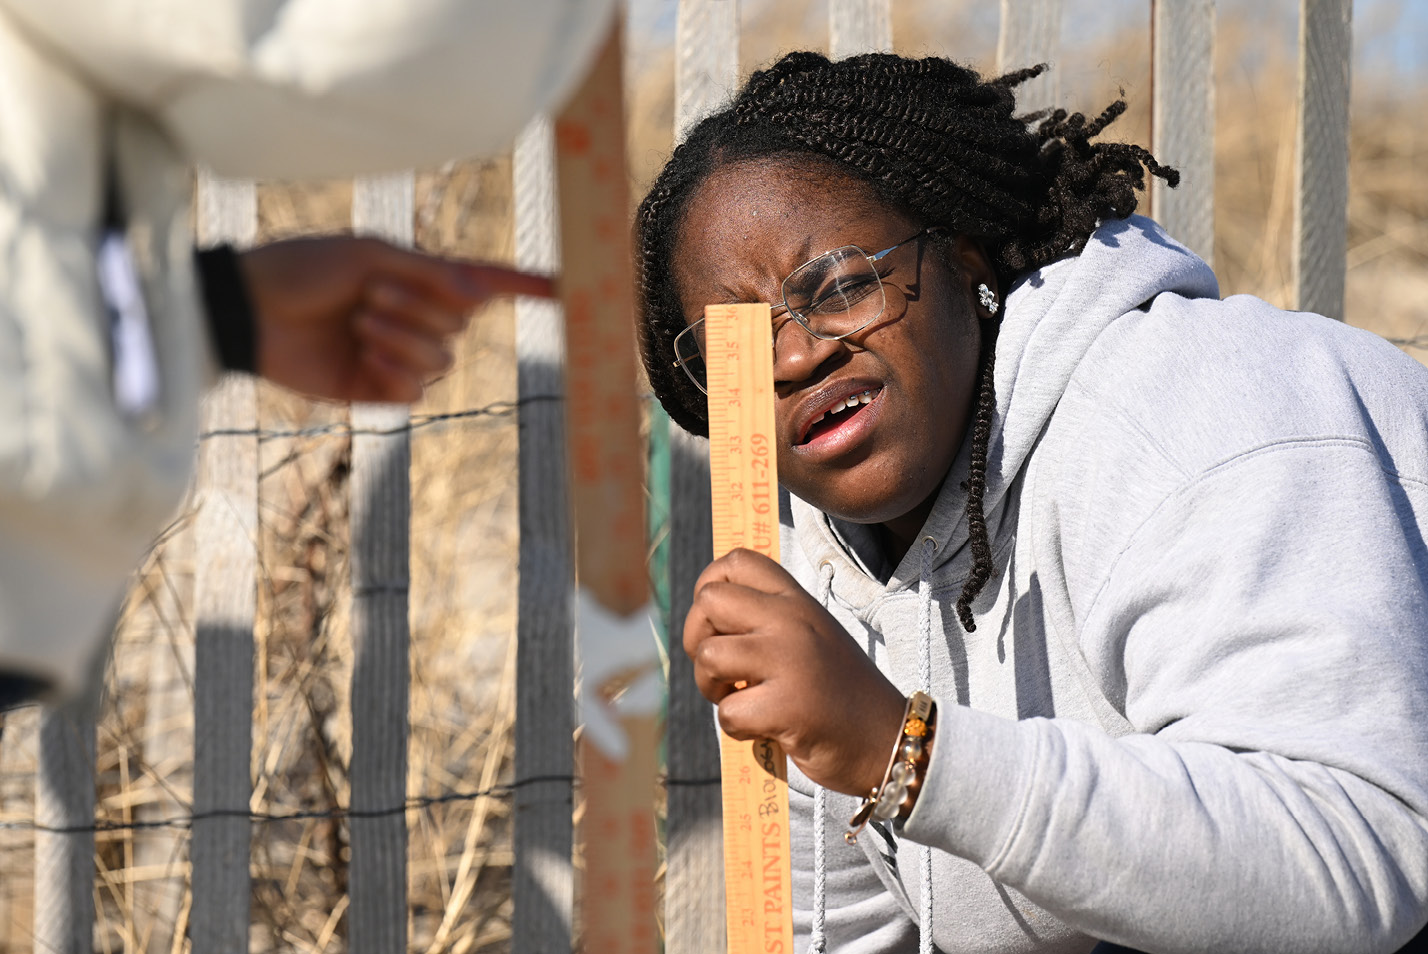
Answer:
[
  {"xmin": 809, "ymin": 561, "xmax": 836, "ymax": 954},
  {"xmin": 916, "ymin": 538, "xmax": 937, "ymax": 954},
  {"xmin": 811, "ymin": 788, "xmax": 828, "ymax": 954},
  {"xmin": 811, "ymin": 543, "xmax": 938, "ymax": 952}
]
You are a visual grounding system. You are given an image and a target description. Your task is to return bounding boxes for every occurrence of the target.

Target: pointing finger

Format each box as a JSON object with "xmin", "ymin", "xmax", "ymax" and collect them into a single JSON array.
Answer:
[
  {"xmin": 460, "ymin": 263, "xmax": 556, "ymax": 301},
  {"xmin": 363, "ymin": 240, "xmax": 555, "ymax": 309}
]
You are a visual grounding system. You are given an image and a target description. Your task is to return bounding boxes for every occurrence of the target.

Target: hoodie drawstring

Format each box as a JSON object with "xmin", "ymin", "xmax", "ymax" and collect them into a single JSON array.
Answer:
[
  {"xmin": 809, "ymin": 561, "xmax": 836, "ymax": 954},
  {"xmin": 811, "ymin": 541, "xmax": 937, "ymax": 954},
  {"xmin": 916, "ymin": 537, "xmax": 937, "ymax": 954}
]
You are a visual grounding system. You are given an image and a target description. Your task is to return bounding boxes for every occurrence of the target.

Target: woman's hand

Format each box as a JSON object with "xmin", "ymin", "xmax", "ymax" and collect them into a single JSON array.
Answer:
[
  {"xmin": 239, "ymin": 236, "xmax": 554, "ymax": 403},
  {"xmin": 684, "ymin": 547, "xmax": 907, "ymax": 797}
]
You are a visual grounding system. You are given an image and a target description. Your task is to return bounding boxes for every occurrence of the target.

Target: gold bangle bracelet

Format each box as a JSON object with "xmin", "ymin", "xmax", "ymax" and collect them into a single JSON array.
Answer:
[{"xmin": 846, "ymin": 691, "xmax": 936, "ymax": 844}]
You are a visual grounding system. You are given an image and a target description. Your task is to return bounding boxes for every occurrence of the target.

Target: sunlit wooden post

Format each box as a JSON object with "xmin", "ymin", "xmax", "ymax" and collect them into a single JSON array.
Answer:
[
  {"xmin": 1294, "ymin": 0, "xmax": 1353, "ymax": 320},
  {"xmin": 997, "ymin": 0, "xmax": 1062, "ymax": 113},
  {"xmin": 34, "ymin": 693, "xmax": 97, "ymax": 954},
  {"xmin": 664, "ymin": 4, "xmax": 741, "ymax": 952},
  {"xmin": 190, "ymin": 171, "xmax": 259, "ymax": 954},
  {"xmin": 135, "ymin": 544, "xmax": 194, "ymax": 954},
  {"xmin": 512, "ymin": 115, "xmax": 578, "ymax": 954},
  {"xmin": 830, "ymin": 0, "xmax": 892, "ymax": 58},
  {"xmin": 348, "ymin": 172, "xmax": 415, "ymax": 954},
  {"xmin": 1152, "ymin": 0, "xmax": 1216, "ymax": 265}
]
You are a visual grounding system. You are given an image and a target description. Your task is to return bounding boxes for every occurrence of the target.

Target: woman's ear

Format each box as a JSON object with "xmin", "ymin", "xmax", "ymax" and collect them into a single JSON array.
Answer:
[{"xmin": 951, "ymin": 235, "xmax": 999, "ymax": 317}]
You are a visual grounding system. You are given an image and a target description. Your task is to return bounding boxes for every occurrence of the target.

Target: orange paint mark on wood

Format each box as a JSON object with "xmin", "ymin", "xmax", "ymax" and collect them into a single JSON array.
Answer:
[
  {"xmin": 555, "ymin": 16, "xmax": 647, "ymax": 618},
  {"xmin": 579, "ymin": 714, "xmax": 659, "ymax": 954}
]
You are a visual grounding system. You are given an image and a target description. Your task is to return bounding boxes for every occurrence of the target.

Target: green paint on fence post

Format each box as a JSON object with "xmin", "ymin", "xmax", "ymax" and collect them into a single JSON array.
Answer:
[{"xmin": 647, "ymin": 402, "xmax": 672, "ymax": 653}]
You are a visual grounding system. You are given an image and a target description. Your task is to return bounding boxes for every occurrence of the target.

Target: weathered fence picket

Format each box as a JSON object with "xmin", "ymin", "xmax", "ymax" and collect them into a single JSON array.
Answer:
[
  {"xmin": 348, "ymin": 172, "xmax": 417, "ymax": 954},
  {"xmin": 673, "ymin": 0, "xmax": 742, "ymax": 144},
  {"xmin": 33, "ymin": 696, "xmax": 96, "ymax": 954},
  {"xmin": 1152, "ymin": 0, "xmax": 1217, "ymax": 265},
  {"xmin": 1294, "ymin": 0, "xmax": 1353, "ymax": 320},
  {"xmin": 191, "ymin": 172, "xmax": 259, "ymax": 954},
  {"xmin": 13, "ymin": 1, "xmax": 1371, "ymax": 950},
  {"xmin": 663, "ymin": 4, "xmax": 739, "ymax": 952},
  {"xmin": 997, "ymin": 0, "xmax": 1062, "ymax": 114},
  {"xmin": 830, "ymin": 0, "xmax": 893, "ymax": 59},
  {"xmin": 135, "ymin": 530, "xmax": 193, "ymax": 954},
  {"xmin": 512, "ymin": 115, "xmax": 577, "ymax": 954}
]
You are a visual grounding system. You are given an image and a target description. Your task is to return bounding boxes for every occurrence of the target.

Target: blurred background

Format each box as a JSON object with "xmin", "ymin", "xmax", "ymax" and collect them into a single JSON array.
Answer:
[{"xmin": 0, "ymin": 0, "xmax": 1422, "ymax": 951}]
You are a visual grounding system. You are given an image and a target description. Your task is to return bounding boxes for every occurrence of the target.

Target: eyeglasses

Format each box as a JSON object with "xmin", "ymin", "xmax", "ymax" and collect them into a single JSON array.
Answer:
[{"xmin": 672, "ymin": 228, "xmax": 940, "ymax": 395}]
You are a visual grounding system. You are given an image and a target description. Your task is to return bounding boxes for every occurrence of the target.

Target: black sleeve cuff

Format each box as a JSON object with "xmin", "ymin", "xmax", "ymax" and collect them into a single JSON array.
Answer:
[
  {"xmin": 0, "ymin": 673, "xmax": 51, "ymax": 711},
  {"xmin": 195, "ymin": 245, "xmax": 258, "ymax": 374}
]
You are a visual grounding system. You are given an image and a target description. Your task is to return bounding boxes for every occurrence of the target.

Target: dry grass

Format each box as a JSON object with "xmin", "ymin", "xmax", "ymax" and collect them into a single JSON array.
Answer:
[{"xmin": 0, "ymin": 5, "xmax": 1424, "ymax": 953}]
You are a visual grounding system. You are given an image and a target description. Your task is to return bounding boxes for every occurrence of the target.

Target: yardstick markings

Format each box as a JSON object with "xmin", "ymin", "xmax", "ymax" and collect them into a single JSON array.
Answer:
[
  {"xmin": 705, "ymin": 303, "xmax": 794, "ymax": 954},
  {"xmin": 555, "ymin": 18, "xmax": 648, "ymax": 616},
  {"xmin": 553, "ymin": 18, "xmax": 659, "ymax": 954}
]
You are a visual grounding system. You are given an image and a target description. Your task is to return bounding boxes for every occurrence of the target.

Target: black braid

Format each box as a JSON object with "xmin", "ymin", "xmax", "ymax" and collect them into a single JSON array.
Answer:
[
  {"xmin": 636, "ymin": 52, "xmax": 1177, "ymax": 626},
  {"xmin": 957, "ymin": 325, "xmax": 998, "ymax": 632}
]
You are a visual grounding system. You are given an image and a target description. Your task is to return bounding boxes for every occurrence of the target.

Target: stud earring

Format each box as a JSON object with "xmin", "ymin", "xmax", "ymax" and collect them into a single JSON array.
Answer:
[{"xmin": 977, "ymin": 283, "xmax": 999, "ymax": 315}]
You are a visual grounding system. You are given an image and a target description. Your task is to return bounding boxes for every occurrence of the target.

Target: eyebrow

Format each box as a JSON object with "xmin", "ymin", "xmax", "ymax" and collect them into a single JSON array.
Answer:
[
  {"xmin": 688, "ymin": 297, "xmax": 789, "ymax": 318},
  {"xmin": 714, "ymin": 234, "xmax": 817, "ymax": 299},
  {"xmin": 686, "ymin": 232, "xmax": 819, "ymax": 321}
]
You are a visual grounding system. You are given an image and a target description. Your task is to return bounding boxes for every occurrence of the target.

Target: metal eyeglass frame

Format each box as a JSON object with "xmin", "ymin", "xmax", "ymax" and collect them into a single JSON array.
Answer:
[{"xmin": 671, "ymin": 227, "xmax": 943, "ymax": 395}]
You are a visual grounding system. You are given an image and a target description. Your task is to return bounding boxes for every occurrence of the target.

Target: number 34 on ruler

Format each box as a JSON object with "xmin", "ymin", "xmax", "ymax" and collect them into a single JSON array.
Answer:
[{"xmin": 704, "ymin": 303, "xmax": 794, "ymax": 954}]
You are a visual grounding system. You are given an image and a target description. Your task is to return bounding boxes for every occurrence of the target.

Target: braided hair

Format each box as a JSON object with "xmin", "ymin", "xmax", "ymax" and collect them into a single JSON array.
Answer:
[{"xmin": 636, "ymin": 51, "xmax": 1178, "ymax": 630}]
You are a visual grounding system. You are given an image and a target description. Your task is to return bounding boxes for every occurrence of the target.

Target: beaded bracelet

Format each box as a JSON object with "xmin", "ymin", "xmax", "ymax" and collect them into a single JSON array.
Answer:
[{"xmin": 845, "ymin": 691, "xmax": 936, "ymax": 844}]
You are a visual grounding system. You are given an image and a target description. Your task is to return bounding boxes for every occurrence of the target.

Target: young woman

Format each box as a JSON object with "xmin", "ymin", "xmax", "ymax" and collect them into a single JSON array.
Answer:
[{"xmin": 636, "ymin": 52, "xmax": 1428, "ymax": 953}]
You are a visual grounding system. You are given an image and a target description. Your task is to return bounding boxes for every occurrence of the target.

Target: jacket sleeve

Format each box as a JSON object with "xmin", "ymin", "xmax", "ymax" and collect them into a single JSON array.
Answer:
[
  {"xmin": 904, "ymin": 441, "xmax": 1428, "ymax": 954},
  {"xmin": 0, "ymin": 0, "xmax": 616, "ymax": 179}
]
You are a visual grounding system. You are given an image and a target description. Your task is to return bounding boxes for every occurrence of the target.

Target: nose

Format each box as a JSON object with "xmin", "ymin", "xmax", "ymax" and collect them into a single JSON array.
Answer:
[{"xmin": 773, "ymin": 322, "xmax": 849, "ymax": 387}]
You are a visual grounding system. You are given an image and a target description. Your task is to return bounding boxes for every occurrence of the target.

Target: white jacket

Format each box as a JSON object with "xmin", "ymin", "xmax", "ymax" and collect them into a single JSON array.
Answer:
[{"xmin": 0, "ymin": 0, "xmax": 613, "ymax": 693}]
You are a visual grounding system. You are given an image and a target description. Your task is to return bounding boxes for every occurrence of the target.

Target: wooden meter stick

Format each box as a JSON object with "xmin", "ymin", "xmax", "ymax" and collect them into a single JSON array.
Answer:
[
  {"xmin": 555, "ymin": 23, "xmax": 645, "ymax": 611},
  {"xmin": 554, "ymin": 17, "xmax": 658, "ymax": 954},
  {"xmin": 704, "ymin": 304, "xmax": 795, "ymax": 954}
]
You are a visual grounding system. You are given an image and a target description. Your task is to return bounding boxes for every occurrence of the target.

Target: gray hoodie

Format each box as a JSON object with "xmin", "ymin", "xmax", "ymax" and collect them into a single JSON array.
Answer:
[{"xmin": 779, "ymin": 216, "xmax": 1428, "ymax": 953}]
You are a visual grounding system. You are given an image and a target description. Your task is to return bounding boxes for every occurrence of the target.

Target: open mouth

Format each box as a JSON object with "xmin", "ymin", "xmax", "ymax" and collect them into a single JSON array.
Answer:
[{"xmin": 798, "ymin": 388, "xmax": 881, "ymax": 445}]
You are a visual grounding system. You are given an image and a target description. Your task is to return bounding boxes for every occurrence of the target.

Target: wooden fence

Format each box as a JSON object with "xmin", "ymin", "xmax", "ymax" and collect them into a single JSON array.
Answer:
[{"xmin": 11, "ymin": 0, "xmax": 1357, "ymax": 951}]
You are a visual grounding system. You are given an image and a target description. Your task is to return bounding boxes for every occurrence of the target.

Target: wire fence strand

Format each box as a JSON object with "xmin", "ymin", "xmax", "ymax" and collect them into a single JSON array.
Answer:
[
  {"xmin": 0, "ymin": 774, "xmax": 721, "ymax": 835},
  {"xmin": 199, "ymin": 395, "xmax": 563, "ymax": 442},
  {"xmin": 0, "ymin": 776, "xmax": 572, "ymax": 834}
]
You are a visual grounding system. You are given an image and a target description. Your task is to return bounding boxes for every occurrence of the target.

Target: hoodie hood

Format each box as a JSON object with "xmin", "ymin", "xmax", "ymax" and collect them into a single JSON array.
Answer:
[{"xmin": 789, "ymin": 215, "xmax": 1220, "ymax": 607}]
